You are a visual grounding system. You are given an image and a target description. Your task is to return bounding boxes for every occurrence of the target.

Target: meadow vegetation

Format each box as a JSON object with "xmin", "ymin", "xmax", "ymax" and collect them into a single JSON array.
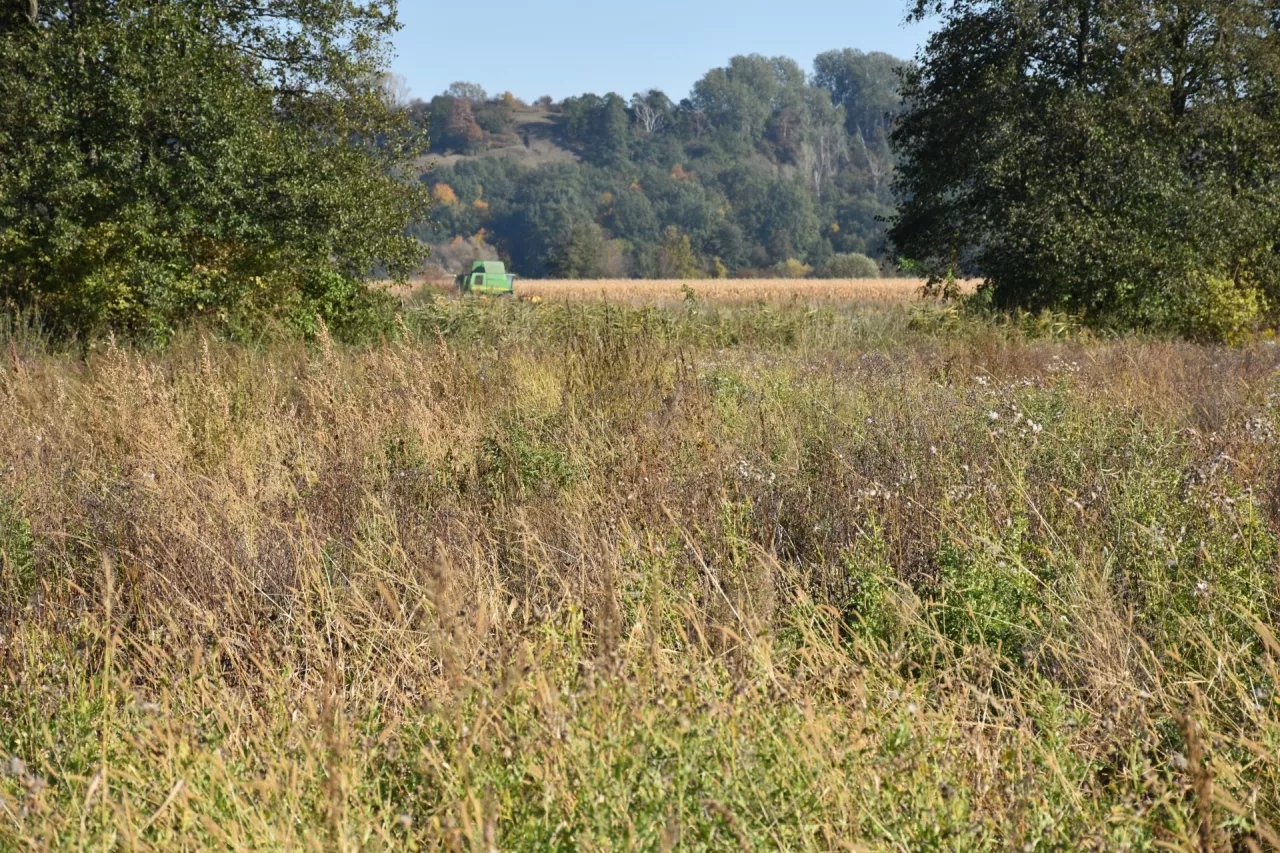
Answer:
[{"xmin": 2, "ymin": 296, "xmax": 1279, "ymax": 849}]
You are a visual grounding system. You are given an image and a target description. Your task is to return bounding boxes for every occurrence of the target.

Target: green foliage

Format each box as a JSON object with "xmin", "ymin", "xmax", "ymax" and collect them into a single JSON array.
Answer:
[
  {"xmin": 813, "ymin": 49, "xmax": 907, "ymax": 139},
  {"xmin": 772, "ymin": 258, "xmax": 813, "ymax": 279},
  {"xmin": 0, "ymin": 493, "xmax": 35, "ymax": 617},
  {"xmin": 656, "ymin": 227, "xmax": 704, "ymax": 279},
  {"xmin": 481, "ymin": 421, "xmax": 579, "ymax": 500},
  {"xmin": 0, "ymin": 0, "xmax": 429, "ymax": 342},
  {"xmin": 413, "ymin": 49, "xmax": 908, "ymax": 278},
  {"xmin": 890, "ymin": 0, "xmax": 1280, "ymax": 339},
  {"xmin": 1175, "ymin": 273, "xmax": 1268, "ymax": 345},
  {"xmin": 821, "ymin": 252, "xmax": 880, "ymax": 279}
]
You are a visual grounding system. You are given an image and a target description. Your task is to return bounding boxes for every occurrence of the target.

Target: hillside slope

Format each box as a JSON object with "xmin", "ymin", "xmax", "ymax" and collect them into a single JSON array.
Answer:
[{"xmin": 407, "ymin": 51, "xmax": 906, "ymax": 280}]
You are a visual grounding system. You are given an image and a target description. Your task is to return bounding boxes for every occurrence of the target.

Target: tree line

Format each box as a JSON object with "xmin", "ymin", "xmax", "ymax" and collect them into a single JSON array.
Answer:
[
  {"xmin": 1, "ymin": 1, "xmax": 1277, "ymax": 341},
  {"xmin": 409, "ymin": 51, "xmax": 905, "ymax": 280}
]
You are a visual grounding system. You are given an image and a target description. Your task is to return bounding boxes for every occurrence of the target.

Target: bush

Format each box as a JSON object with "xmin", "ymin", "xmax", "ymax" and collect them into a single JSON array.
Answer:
[
  {"xmin": 820, "ymin": 253, "xmax": 880, "ymax": 279},
  {"xmin": 772, "ymin": 258, "xmax": 814, "ymax": 279},
  {"xmin": 1176, "ymin": 273, "xmax": 1268, "ymax": 344}
]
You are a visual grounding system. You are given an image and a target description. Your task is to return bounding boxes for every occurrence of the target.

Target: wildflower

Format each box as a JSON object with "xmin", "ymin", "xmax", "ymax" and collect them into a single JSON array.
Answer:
[{"xmin": 987, "ymin": 411, "xmax": 1000, "ymax": 422}]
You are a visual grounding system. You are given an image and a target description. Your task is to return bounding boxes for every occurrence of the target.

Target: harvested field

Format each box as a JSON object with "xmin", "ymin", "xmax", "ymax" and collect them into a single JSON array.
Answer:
[
  {"xmin": 386, "ymin": 277, "xmax": 981, "ymax": 304},
  {"xmin": 515, "ymin": 277, "xmax": 978, "ymax": 303}
]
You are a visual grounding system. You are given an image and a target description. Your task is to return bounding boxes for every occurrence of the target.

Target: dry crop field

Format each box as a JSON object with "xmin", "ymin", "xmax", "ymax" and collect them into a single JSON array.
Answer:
[
  {"xmin": 514, "ymin": 278, "xmax": 966, "ymax": 304},
  {"xmin": 2, "ymin": 297, "xmax": 1279, "ymax": 849},
  {"xmin": 393, "ymin": 277, "xmax": 980, "ymax": 304}
]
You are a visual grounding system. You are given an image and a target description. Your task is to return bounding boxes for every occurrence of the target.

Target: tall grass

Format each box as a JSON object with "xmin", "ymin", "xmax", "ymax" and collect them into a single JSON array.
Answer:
[{"xmin": 1, "ymin": 298, "xmax": 1278, "ymax": 850}]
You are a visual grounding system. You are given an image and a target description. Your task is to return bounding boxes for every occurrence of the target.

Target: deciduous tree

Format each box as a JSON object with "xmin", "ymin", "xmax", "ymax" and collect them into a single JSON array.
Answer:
[
  {"xmin": 891, "ymin": 0, "xmax": 1280, "ymax": 337},
  {"xmin": 0, "ymin": 0, "xmax": 428, "ymax": 340}
]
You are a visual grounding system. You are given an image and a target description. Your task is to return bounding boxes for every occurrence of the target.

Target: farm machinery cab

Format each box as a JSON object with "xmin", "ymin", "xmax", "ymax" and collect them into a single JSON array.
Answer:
[{"xmin": 457, "ymin": 261, "xmax": 516, "ymax": 296}]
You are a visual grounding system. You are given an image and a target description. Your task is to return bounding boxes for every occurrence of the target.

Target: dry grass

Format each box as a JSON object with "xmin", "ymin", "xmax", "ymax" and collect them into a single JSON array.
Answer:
[
  {"xmin": 516, "ymin": 277, "xmax": 978, "ymax": 304},
  {"xmin": 383, "ymin": 277, "xmax": 981, "ymax": 305},
  {"xmin": 1, "ymin": 299, "xmax": 1278, "ymax": 850}
]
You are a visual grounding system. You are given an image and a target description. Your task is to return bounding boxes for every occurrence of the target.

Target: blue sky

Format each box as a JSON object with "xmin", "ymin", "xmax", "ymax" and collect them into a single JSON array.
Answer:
[{"xmin": 390, "ymin": 0, "xmax": 928, "ymax": 103}]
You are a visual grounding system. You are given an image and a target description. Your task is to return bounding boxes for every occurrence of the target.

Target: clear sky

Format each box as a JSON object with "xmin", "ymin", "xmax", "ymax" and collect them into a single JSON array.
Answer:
[{"xmin": 390, "ymin": 0, "xmax": 928, "ymax": 103}]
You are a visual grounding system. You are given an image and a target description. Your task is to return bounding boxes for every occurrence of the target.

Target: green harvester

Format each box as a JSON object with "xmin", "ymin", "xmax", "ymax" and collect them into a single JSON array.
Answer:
[{"xmin": 456, "ymin": 261, "xmax": 516, "ymax": 296}]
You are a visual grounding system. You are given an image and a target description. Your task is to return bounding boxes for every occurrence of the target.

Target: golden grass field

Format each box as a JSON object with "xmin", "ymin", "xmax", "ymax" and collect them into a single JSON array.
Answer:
[
  {"xmin": 397, "ymin": 277, "xmax": 980, "ymax": 303},
  {"xmin": 516, "ymin": 277, "xmax": 964, "ymax": 303}
]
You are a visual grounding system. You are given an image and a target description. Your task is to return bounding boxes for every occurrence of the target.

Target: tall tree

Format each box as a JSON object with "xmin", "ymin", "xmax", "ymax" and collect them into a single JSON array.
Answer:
[
  {"xmin": 0, "ymin": 0, "xmax": 427, "ymax": 340},
  {"xmin": 812, "ymin": 49, "xmax": 907, "ymax": 138},
  {"xmin": 445, "ymin": 99, "xmax": 486, "ymax": 152},
  {"xmin": 890, "ymin": 0, "xmax": 1280, "ymax": 335},
  {"xmin": 631, "ymin": 91, "xmax": 674, "ymax": 136}
]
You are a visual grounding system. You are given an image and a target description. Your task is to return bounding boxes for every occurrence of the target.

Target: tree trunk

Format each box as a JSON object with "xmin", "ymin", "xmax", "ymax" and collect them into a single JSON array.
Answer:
[{"xmin": 27, "ymin": 0, "xmax": 39, "ymax": 25}]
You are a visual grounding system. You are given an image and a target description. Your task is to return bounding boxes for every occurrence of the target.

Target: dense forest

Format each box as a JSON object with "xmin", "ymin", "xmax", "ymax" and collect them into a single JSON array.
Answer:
[{"xmin": 407, "ymin": 51, "xmax": 905, "ymax": 279}]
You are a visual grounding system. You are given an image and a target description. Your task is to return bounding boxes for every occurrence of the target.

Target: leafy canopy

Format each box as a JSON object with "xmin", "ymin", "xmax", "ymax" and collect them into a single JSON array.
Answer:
[
  {"xmin": 890, "ymin": 0, "xmax": 1280, "ymax": 336},
  {"xmin": 0, "ymin": 0, "xmax": 428, "ymax": 341},
  {"xmin": 413, "ymin": 50, "xmax": 909, "ymax": 280}
]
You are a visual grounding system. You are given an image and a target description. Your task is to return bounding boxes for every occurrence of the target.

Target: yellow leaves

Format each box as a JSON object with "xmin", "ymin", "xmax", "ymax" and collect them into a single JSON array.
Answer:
[
  {"xmin": 1179, "ymin": 272, "xmax": 1268, "ymax": 344},
  {"xmin": 432, "ymin": 183, "xmax": 458, "ymax": 205},
  {"xmin": 773, "ymin": 258, "xmax": 813, "ymax": 279},
  {"xmin": 670, "ymin": 164, "xmax": 691, "ymax": 182}
]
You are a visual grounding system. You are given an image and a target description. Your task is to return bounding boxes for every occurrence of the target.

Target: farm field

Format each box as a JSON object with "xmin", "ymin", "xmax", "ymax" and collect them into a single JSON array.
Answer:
[
  {"xmin": 398, "ymin": 276, "xmax": 980, "ymax": 304},
  {"xmin": 2, "ymin": 298, "xmax": 1279, "ymax": 849},
  {"xmin": 514, "ymin": 277, "xmax": 975, "ymax": 304}
]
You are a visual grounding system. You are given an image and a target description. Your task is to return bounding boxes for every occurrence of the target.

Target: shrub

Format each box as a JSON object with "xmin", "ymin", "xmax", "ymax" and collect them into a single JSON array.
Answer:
[
  {"xmin": 1176, "ymin": 273, "xmax": 1268, "ymax": 344},
  {"xmin": 772, "ymin": 258, "xmax": 814, "ymax": 279},
  {"xmin": 820, "ymin": 253, "xmax": 880, "ymax": 279}
]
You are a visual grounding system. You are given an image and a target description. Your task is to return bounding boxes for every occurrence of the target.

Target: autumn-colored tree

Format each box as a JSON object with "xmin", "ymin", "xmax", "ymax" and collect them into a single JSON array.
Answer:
[
  {"xmin": 433, "ymin": 183, "xmax": 458, "ymax": 205},
  {"xmin": 445, "ymin": 99, "xmax": 484, "ymax": 152}
]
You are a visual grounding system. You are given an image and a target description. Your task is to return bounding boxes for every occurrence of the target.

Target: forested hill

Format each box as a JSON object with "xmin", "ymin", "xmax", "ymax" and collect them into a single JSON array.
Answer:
[{"xmin": 406, "ymin": 50, "xmax": 907, "ymax": 279}]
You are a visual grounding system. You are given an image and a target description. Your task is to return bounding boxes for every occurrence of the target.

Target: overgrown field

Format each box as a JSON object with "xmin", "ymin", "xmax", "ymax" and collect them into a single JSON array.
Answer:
[{"xmin": 2, "ymin": 297, "xmax": 1279, "ymax": 850}]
